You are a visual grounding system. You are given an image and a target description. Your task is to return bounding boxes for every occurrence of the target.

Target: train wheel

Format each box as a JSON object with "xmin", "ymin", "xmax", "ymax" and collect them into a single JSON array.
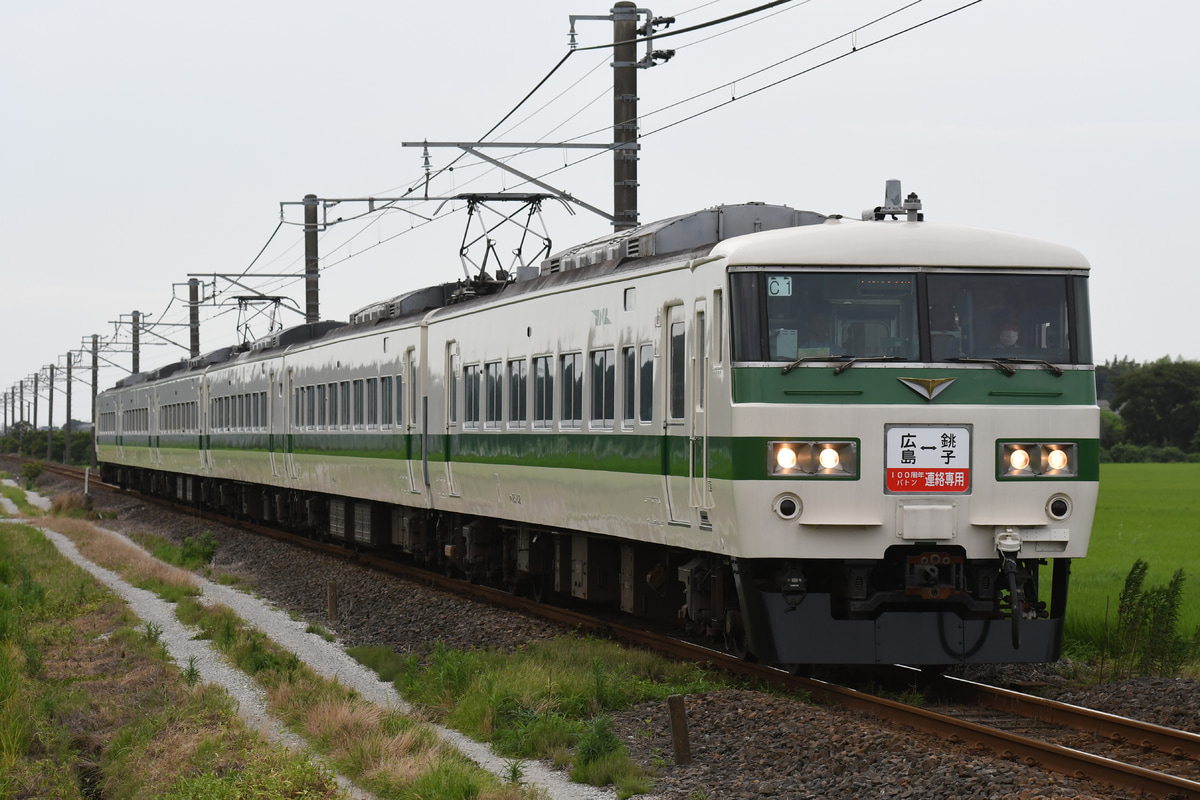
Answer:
[{"xmin": 724, "ymin": 609, "xmax": 751, "ymax": 661}]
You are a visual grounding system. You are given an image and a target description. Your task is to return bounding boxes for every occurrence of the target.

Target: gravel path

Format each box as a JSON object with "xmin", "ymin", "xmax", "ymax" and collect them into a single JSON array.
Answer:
[{"xmin": 8, "ymin": 463, "xmax": 1200, "ymax": 799}]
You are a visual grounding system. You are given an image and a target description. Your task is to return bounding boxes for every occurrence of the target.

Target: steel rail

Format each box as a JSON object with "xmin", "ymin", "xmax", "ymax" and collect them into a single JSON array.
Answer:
[{"xmin": 933, "ymin": 672, "xmax": 1200, "ymax": 760}]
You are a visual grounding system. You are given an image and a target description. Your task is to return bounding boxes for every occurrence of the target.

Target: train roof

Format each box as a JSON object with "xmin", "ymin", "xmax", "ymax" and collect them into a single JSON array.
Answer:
[{"xmin": 714, "ymin": 216, "xmax": 1091, "ymax": 270}]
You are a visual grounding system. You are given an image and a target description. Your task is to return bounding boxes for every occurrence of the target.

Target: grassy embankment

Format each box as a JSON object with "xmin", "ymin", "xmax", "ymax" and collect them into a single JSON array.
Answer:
[
  {"xmin": 1063, "ymin": 463, "xmax": 1200, "ymax": 661},
  {"xmin": 0, "ymin": 519, "xmax": 341, "ymax": 799},
  {"xmin": 19, "ymin": 487, "xmax": 558, "ymax": 800}
]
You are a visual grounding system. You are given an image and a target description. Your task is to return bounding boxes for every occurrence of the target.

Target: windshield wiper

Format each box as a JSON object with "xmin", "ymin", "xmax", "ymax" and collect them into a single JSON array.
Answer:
[
  {"xmin": 832, "ymin": 356, "xmax": 906, "ymax": 375},
  {"xmin": 993, "ymin": 357, "xmax": 1065, "ymax": 377},
  {"xmin": 780, "ymin": 355, "xmax": 906, "ymax": 375},
  {"xmin": 945, "ymin": 357, "xmax": 1016, "ymax": 376},
  {"xmin": 781, "ymin": 354, "xmax": 849, "ymax": 375}
]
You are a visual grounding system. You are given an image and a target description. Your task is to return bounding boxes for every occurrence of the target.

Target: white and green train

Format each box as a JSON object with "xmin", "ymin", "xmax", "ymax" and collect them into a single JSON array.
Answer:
[{"xmin": 96, "ymin": 184, "xmax": 1097, "ymax": 665}]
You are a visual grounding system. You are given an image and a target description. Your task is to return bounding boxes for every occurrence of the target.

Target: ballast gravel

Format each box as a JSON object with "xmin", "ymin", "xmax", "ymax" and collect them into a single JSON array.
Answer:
[{"xmin": 9, "ymin": 465, "xmax": 1200, "ymax": 799}]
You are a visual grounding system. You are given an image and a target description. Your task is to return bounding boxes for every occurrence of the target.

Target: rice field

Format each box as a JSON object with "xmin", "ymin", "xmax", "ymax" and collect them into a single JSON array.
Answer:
[{"xmin": 1064, "ymin": 463, "xmax": 1200, "ymax": 653}]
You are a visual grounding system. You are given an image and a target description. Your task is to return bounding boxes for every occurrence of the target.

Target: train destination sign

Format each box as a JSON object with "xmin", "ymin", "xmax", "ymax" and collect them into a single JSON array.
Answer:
[{"xmin": 885, "ymin": 425, "xmax": 971, "ymax": 493}]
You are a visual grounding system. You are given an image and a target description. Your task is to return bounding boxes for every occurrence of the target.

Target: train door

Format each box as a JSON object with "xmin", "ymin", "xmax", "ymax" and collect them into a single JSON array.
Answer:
[
  {"xmin": 268, "ymin": 369, "xmax": 281, "ymax": 478},
  {"xmin": 691, "ymin": 299, "xmax": 713, "ymax": 516},
  {"xmin": 200, "ymin": 380, "xmax": 212, "ymax": 472},
  {"xmin": 115, "ymin": 392, "xmax": 125, "ymax": 461},
  {"xmin": 405, "ymin": 347, "xmax": 423, "ymax": 496},
  {"xmin": 443, "ymin": 341, "xmax": 459, "ymax": 497},
  {"xmin": 284, "ymin": 370, "xmax": 299, "ymax": 479},
  {"xmin": 150, "ymin": 389, "xmax": 160, "ymax": 465},
  {"xmin": 663, "ymin": 304, "xmax": 691, "ymax": 525}
]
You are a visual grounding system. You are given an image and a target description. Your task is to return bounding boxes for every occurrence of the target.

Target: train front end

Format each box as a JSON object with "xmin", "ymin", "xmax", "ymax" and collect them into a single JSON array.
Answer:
[{"xmin": 719, "ymin": 204, "xmax": 1097, "ymax": 665}]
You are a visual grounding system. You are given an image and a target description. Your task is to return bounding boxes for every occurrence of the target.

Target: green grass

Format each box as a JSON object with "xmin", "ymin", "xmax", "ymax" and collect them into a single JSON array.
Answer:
[
  {"xmin": 132, "ymin": 531, "xmax": 219, "ymax": 572},
  {"xmin": 0, "ymin": 482, "xmax": 43, "ymax": 517},
  {"xmin": 1064, "ymin": 463, "xmax": 1200, "ymax": 657},
  {"xmin": 350, "ymin": 635, "xmax": 722, "ymax": 796},
  {"xmin": 0, "ymin": 522, "xmax": 339, "ymax": 799}
]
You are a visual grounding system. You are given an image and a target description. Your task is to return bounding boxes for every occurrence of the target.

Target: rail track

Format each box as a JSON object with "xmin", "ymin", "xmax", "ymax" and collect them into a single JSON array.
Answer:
[{"xmin": 17, "ymin": 456, "xmax": 1200, "ymax": 799}]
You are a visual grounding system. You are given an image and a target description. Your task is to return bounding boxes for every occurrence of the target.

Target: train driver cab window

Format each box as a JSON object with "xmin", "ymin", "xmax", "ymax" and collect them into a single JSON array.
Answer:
[
  {"xmin": 926, "ymin": 273, "xmax": 1083, "ymax": 363},
  {"xmin": 730, "ymin": 271, "xmax": 919, "ymax": 363}
]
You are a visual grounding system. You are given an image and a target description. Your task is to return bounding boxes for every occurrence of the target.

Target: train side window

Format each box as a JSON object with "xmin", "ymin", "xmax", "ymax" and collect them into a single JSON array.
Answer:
[
  {"xmin": 396, "ymin": 374, "xmax": 404, "ymax": 428},
  {"xmin": 448, "ymin": 350, "xmax": 459, "ymax": 426},
  {"xmin": 507, "ymin": 359, "xmax": 527, "ymax": 428},
  {"xmin": 638, "ymin": 343, "xmax": 654, "ymax": 424},
  {"xmin": 367, "ymin": 377, "xmax": 379, "ymax": 428},
  {"xmin": 484, "ymin": 361, "xmax": 502, "ymax": 429},
  {"xmin": 560, "ymin": 353, "xmax": 582, "ymax": 429},
  {"xmin": 714, "ymin": 289, "xmax": 724, "ymax": 367},
  {"xmin": 408, "ymin": 353, "xmax": 419, "ymax": 426},
  {"xmin": 695, "ymin": 309, "xmax": 706, "ymax": 411},
  {"xmin": 340, "ymin": 382, "xmax": 351, "ymax": 427},
  {"xmin": 308, "ymin": 385, "xmax": 317, "ymax": 429},
  {"xmin": 353, "ymin": 380, "xmax": 365, "ymax": 428},
  {"xmin": 258, "ymin": 393, "xmax": 266, "ymax": 431},
  {"xmin": 317, "ymin": 384, "xmax": 327, "ymax": 428},
  {"xmin": 533, "ymin": 355, "xmax": 553, "ymax": 429},
  {"xmin": 327, "ymin": 383, "xmax": 337, "ymax": 429},
  {"xmin": 669, "ymin": 321, "xmax": 685, "ymax": 420},
  {"xmin": 380, "ymin": 376, "xmax": 393, "ymax": 428},
  {"xmin": 589, "ymin": 349, "xmax": 614, "ymax": 429},
  {"xmin": 621, "ymin": 346, "xmax": 636, "ymax": 429},
  {"xmin": 463, "ymin": 364, "xmax": 480, "ymax": 429}
]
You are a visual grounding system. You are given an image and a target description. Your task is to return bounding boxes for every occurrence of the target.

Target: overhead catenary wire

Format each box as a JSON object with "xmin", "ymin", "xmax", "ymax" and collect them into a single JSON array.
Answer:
[{"xmin": 34, "ymin": 0, "xmax": 983, "ymax": 397}]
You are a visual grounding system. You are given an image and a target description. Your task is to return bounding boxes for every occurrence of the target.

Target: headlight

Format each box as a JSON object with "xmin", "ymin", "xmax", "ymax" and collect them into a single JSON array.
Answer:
[
  {"xmin": 999, "ymin": 442, "xmax": 1078, "ymax": 478},
  {"xmin": 776, "ymin": 446, "xmax": 798, "ymax": 470},
  {"xmin": 769, "ymin": 440, "xmax": 856, "ymax": 477},
  {"xmin": 817, "ymin": 447, "xmax": 840, "ymax": 470}
]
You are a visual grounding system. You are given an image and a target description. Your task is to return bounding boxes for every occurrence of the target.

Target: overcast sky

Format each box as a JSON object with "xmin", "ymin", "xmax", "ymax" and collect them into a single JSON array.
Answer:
[{"xmin": 2, "ymin": 0, "xmax": 1196, "ymax": 420}]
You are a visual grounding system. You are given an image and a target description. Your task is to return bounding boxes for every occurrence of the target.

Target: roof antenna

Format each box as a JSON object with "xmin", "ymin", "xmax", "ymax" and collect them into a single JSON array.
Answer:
[{"xmin": 864, "ymin": 179, "xmax": 923, "ymax": 222}]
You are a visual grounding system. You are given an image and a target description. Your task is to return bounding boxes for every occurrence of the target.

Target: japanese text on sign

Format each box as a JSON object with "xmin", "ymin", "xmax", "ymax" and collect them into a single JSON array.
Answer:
[{"xmin": 885, "ymin": 425, "xmax": 971, "ymax": 493}]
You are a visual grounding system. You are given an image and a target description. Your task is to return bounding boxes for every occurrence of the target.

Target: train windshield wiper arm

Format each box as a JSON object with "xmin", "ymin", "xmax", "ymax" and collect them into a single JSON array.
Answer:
[
  {"xmin": 780, "ymin": 354, "xmax": 852, "ymax": 375},
  {"xmin": 945, "ymin": 357, "xmax": 1017, "ymax": 376},
  {"xmin": 993, "ymin": 357, "xmax": 1065, "ymax": 377},
  {"xmin": 832, "ymin": 356, "xmax": 905, "ymax": 375}
]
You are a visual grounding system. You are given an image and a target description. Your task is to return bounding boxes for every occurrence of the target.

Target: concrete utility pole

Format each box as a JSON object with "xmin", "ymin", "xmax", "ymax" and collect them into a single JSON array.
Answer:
[
  {"xmin": 131, "ymin": 310, "xmax": 141, "ymax": 374},
  {"xmin": 32, "ymin": 373, "xmax": 38, "ymax": 437},
  {"xmin": 46, "ymin": 365, "xmax": 55, "ymax": 460},
  {"xmin": 18, "ymin": 379, "xmax": 24, "ymax": 449},
  {"xmin": 189, "ymin": 278, "xmax": 201, "ymax": 358},
  {"xmin": 304, "ymin": 193, "xmax": 319, "ymax": 323},
  {"xmin": 91, "ymin": 336, "xmax": 99, "ymax": 468},
  {"xmin": 64, "ymin": 355, "xmax": 72, "ymax": 466},
  {"xmin": 613, "ymin": 1, "xmax": 639, "ymax": 231}
]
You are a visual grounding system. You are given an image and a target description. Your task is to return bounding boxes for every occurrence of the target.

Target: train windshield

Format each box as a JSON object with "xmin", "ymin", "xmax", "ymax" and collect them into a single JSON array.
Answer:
[{"xmin": 730, "ymin": 270, "xmax": 1091, "ymax": 364}]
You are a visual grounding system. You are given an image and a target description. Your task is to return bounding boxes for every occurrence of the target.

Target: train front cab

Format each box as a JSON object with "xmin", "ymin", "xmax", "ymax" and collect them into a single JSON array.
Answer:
[{"xmin": 719, "ymin": 226, "xmax": 1097, "ymax": 666}]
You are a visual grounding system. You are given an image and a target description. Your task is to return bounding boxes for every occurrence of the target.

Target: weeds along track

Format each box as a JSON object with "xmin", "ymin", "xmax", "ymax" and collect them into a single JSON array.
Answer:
[{"xmin": 23, "ymin": 457, "xmax": 1200, "ymax": 799}]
